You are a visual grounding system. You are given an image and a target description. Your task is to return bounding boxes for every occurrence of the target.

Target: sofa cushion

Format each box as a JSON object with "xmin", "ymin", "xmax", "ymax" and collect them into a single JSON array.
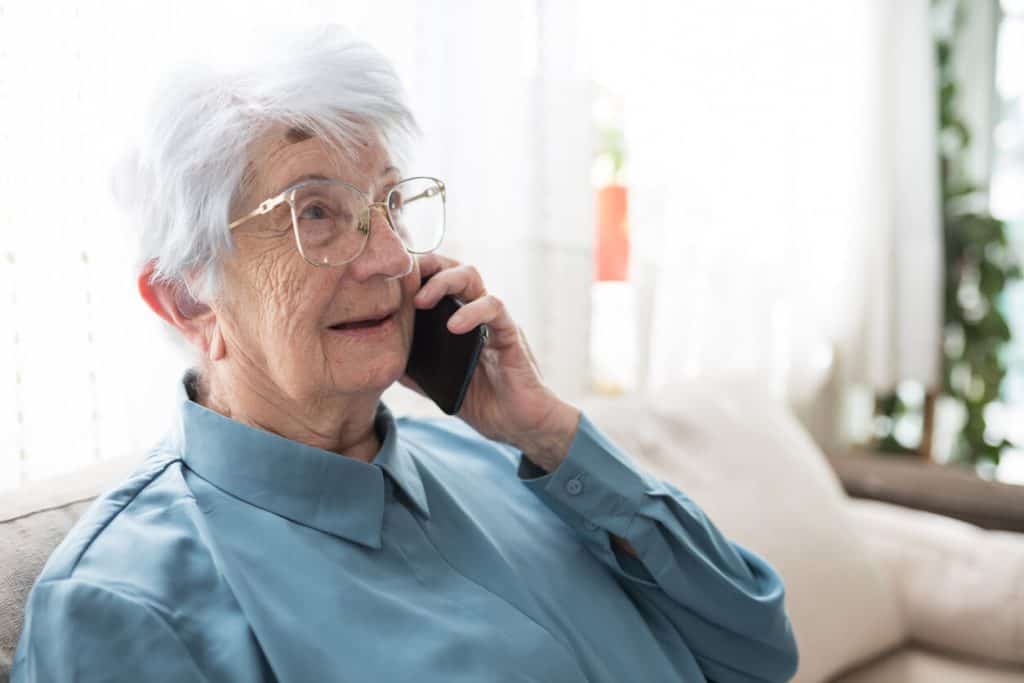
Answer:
[
  {"xmin": 0, "ymin": 456, "xmax": 142, "ymax": 679},
  {"xmin": 847, "ymin": 498, "xmax": 1024, "ymax": 666},
  {"xmin": 832, "ymin": 646, "xmax": 1024, "ymax": 683},
  {"xmin": 579, "ymin": 381, "xmax": 906, "ymax": 683}
]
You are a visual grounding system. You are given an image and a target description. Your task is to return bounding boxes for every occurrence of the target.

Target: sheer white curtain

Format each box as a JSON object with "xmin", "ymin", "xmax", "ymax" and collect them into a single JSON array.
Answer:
[
  {"xmin": 619, "ymin": 0, "xmax": 942, "ymax": 443},
  {"xmin": 0, "ymin": 0, "xmax": 592, "ymax": 489}
]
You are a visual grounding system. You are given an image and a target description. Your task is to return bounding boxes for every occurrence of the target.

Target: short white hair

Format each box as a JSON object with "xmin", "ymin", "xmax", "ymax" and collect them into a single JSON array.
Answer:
[{"xmin": 115, "ymin": 25, "xmax": 417, "ymax": 302}]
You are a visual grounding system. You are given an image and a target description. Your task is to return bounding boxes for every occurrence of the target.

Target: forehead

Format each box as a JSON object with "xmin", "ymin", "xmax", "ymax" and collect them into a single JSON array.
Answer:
[{"xmin": 246, "ymin": 124, "xmax": 397, "ymax": 198}]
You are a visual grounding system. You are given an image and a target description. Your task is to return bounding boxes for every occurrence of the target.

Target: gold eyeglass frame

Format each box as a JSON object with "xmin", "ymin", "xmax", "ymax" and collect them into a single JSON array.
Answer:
[{"xmin": 227, "ymin": 176, "xmax": 447, "ymax": 267}]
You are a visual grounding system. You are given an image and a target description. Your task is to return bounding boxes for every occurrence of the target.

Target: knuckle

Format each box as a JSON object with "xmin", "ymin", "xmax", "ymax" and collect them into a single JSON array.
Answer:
[{"xmin": 432, "ymin": 267, "xmax": 456, "ymax": 288}]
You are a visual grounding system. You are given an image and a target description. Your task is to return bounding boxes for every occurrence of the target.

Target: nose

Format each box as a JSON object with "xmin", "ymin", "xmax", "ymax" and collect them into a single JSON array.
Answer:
[{"xmin": 346, "ymin": 204, "xmax": 413, "ymax": 281}]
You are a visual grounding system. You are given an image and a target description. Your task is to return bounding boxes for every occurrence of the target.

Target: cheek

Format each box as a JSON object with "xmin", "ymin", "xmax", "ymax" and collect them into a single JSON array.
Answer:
[
  {"xmin": 247, "ymin": 252, "xmax": 327, "ymax": 343},
  {"xmin": 398, "ymin": 269, "xmax": 421, "ymax": 337},
  {"xmin": 403, "ymin": 259, "xmax": 423, "ymax": 303},
  {"xmin": 396, "ymin": 302, "xmax": 415, "ymax": 347}
]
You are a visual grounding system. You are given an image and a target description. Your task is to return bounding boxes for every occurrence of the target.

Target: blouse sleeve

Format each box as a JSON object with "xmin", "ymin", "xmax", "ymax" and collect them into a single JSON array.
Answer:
[
  {"xmin": 11, "ymin": 578, "xmax": 209, "ymax": 682},
  {"xmin": 518, "ymin": 412, "xmax": 799, "ymax": 683}
]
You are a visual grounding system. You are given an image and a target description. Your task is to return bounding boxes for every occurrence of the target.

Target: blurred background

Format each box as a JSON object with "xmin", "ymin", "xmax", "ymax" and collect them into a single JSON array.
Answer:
[{"xmin": 1, "ymin": 0, "xmax": 1022, "ymax": 490}]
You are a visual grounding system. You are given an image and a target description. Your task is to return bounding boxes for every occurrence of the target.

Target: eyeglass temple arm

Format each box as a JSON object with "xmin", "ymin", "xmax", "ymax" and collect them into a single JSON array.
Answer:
[
  {"xmin": 402, "ymin": 182, "xmax": 446, "ymax": 206},
  {"xmin": 228, "ymin": 193, "xmax": 289, "ymax": 230}
]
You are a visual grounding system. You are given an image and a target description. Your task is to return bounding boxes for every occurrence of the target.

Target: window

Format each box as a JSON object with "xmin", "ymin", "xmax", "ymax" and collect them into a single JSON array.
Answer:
[{"xmin": 991, "ymin": 0, "xmax": 1024, "ymax": 483}]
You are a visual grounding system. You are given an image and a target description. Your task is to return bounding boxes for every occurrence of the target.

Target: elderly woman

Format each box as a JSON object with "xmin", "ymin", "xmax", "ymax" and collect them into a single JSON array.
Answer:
[{"xmin": 13, "ymin": 27, "xmax": 797, "ymax": 683}]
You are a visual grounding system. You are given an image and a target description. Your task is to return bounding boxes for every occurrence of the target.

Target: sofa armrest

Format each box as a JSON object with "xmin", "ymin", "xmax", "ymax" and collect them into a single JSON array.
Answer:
[
  {"xmin": 828, "ymin": 449, "xmax": 1024, "ymax": 532},
  {"xmin": 847, "ymin": 498, "xmax": 1024, "ymax": 666}
]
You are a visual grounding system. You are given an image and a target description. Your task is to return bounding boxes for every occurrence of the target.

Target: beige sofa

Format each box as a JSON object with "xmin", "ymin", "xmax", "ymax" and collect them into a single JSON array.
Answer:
[{"xmin": 2, "ymin": 382, "xmax": 1023, "ymax": 682}]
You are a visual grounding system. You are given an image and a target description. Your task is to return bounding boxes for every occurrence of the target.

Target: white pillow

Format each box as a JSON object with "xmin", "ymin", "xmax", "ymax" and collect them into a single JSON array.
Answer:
[
  {"xmin": 578, "ymin": 380, "xmax": 906, "ymax": 683},
  {"xmin": 848, "ymin": 498, "xmax": 1024, "ymax": 666}
]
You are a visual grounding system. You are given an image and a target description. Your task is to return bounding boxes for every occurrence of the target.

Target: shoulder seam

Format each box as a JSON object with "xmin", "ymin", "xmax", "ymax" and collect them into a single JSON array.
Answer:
[
  {"xmin": 65, "ymin": 451, "xmax": 183, "ymax": 577},
  {"xmin": 29, "ymin": 576, "xmax": 210, "ymax": 681}
]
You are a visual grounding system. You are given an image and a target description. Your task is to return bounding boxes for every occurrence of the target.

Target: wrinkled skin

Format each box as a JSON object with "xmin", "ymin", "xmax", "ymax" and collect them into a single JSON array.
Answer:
[{"xmin": 139, "ymin": 123, "xmax": 582, "ymax": 474}]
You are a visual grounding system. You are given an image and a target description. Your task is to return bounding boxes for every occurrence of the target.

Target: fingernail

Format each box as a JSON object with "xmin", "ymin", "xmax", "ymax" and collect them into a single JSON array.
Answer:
[{"xmin": 447, "ymin": 315, "xmax": 463, "ymax": 332}]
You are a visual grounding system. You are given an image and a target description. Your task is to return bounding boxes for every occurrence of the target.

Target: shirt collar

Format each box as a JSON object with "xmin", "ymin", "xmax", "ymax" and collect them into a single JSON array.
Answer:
[{"xmin": 171, "ymin": 370, "xmax": 430, "ymax": 550}]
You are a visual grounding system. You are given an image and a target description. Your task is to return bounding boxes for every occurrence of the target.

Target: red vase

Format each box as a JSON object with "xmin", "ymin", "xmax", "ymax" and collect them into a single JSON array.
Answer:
[{"xmin": 595, "ymin": 184, "xmax": 629, "ymax": 281}]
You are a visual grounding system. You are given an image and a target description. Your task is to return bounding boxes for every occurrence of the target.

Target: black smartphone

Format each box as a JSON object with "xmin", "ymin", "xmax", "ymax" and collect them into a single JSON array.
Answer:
[{"xmin": 405, "ymin": 287, "xmax": 489, "ymax": 415}]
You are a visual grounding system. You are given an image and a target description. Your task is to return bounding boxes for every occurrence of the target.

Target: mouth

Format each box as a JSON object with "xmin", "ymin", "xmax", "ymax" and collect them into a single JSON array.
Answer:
[{"xmin": 327, "ymin": 309, "xmax": 399, "ymax": 335}]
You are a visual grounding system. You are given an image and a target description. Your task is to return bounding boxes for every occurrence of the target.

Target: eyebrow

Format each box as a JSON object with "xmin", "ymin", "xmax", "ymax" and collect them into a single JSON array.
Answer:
[
  {"xmin": 275, "ymin": 173, "xmax": 331, "ymax": 194},
  {"xmin": 285, "ymin": 127, "xmax": 313, "ymax": 143},
  {"xmin": 275, "ymin": 167, "xmax": 402, "ymax": 196}
]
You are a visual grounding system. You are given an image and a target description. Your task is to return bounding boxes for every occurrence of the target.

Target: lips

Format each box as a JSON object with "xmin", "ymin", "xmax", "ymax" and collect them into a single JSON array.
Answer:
[{"xmin": 328, "ymin": 309, "xmax": 398, "ymax": 331}]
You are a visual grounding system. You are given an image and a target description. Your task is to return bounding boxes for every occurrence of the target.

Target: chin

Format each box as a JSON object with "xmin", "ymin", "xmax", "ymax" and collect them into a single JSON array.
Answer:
[{"xmin": 328, "ymin": 346, "xmax": 409, "ymax": 394}]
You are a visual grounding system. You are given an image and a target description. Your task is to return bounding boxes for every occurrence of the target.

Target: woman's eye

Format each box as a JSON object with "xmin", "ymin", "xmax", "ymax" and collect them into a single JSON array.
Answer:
[
  {"xmin": 300, "ymin": 204, "xmax": 329, "ymax": 220},
  {"xmin": 388, "ymin": 193, "xmax": 404, "ymax": 211}
]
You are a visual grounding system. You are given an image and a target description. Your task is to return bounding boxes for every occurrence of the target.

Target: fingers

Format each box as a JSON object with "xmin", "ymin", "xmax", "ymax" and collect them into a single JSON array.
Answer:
[
  {"xmin": 415, "ymin": 263, "xmax": 487, "ymax": 309},
  {"xmin": 446, "ymin": 294, "xmax": 508, "ymax": 333},
  {"xmin": 414, "ymin": 257, "xmax": 519, "ymax": 346},
  {"xmin": 416, "ymin": 253, "xmax": 460, "ymax": 283},
  {"xmin": 446, "ymin": 294, "xmax": 523, "ymax": 352}
]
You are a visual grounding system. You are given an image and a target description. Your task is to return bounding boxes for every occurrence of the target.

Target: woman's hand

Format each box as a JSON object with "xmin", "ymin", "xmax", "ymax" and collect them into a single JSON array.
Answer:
[{"xmin": 400, "ymin": 254, "xmax": 580, "ymax": 472}]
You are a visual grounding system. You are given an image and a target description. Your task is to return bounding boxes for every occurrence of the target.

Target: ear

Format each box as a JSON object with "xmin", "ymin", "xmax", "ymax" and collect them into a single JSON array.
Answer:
[{"xmin": 137, "ymin": 260, "xmax": 221, "ymax": 358}]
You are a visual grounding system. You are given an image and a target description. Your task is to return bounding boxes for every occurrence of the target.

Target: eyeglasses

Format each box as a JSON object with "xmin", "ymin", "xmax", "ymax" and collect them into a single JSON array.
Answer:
[{"xmin": 228, "ymin": 176, "xmax": 446, "ymax": 267}]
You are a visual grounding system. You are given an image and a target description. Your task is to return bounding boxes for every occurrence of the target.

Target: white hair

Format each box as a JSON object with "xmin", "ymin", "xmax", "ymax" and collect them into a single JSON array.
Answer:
[{"xmin": 114, "ymin": 25, "xmax": 417, "ymax": 303}]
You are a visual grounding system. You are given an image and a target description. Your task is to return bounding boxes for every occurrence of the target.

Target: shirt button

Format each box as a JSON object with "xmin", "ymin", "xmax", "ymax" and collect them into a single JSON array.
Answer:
[
  {"xmin": 565, "ymin": 477, "xmax": 584, "ymax": 496},
  {"xmin": 583, "ymin": 520, "xmax": 599, "ymax": 531}
]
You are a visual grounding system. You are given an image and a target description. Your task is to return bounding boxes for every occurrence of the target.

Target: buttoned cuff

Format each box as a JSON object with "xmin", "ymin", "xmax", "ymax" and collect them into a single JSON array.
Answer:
[{"xmin": 517, "ymin": 412, "xmax": 664, "ymax": 584}]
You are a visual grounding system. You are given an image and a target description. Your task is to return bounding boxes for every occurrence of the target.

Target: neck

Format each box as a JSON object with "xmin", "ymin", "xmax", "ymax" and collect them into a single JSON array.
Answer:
[{"xmin": 194, "ymin": 364, "xmax": 383, "ymax": 464}]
